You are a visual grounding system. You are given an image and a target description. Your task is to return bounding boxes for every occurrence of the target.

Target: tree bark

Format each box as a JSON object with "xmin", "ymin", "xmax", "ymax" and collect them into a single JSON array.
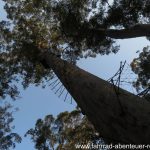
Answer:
[
  {"xmin": 40, "ymin": 52, "xmax": 150, "ymax": 144},
  {"xmin": 90, "ymin": 24, "xmax": 150, "ymax": 39}
]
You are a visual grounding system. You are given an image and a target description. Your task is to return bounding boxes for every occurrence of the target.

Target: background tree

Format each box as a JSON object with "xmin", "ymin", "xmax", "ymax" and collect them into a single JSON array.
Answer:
[
  {"xmin": 131, "ymin": 46, "xmax": 150, "ymax": 99},
  {"xmin": 25, "ymin": 109, "xmax": 102, "ymax": 150},
  {"xmin": 0, "ymin": 103, "xmax": 21, "ymax": 150}
]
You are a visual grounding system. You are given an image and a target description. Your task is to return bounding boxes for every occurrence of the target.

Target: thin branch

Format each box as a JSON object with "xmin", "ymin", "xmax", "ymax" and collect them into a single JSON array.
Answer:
[{"xmin": 137, "ymin": 87, "xmax": 150, "ymax": 97}]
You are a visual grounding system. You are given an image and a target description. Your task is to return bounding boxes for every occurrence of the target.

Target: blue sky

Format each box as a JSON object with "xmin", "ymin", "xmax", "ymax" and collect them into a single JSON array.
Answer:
[{"xmin": 0, "ymin": 1, "xmax": 150, "ymax": 150}]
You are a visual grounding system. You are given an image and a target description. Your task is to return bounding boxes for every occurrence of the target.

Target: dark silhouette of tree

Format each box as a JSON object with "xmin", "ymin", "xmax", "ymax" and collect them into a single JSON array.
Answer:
[
  {"xmin": 0, "ymin": 0, "xmax": 150, "ymax": 145},
  {"xmin": 0, "ymin": 104, "xmax": 21, "ymax": 150},
  {"xmin": 26, "ymin": 109, "xmax": 101, "ymax": 150}
]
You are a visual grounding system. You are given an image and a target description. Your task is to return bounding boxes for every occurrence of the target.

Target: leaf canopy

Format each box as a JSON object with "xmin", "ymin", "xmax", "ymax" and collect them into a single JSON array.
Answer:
[
  {"xmin": 26, "ymin": 109, "xmax": 101, "ymax": 150},
  {"xmin": 0, "ymin": 0, "xmax": 150, "ymax": 99}
]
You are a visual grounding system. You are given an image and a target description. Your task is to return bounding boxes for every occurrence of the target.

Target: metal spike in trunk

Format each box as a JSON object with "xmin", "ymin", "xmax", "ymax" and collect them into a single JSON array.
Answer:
[{"xmin": 40, "ymin": 52, "xmax": 150, "ymax": 144}]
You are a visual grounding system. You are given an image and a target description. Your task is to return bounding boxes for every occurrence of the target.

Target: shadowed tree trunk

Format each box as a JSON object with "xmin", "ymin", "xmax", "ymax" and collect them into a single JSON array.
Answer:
[
  {"xmin": 40, "ymin": 52, "xmax": 150, "ymax": 144},
  {"xmin": 88, "ymin": 24, "xmax": 150, "ymax": 39}
]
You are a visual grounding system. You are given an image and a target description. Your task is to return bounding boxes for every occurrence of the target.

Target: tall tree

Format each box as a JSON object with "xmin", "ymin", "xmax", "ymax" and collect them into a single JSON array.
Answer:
[
  {"xmin": 0, "ymin": 0, "xmax": 150, "ymax": 144},
  {"xmin": 26, "ymin": 110, "xmax": 101, "ymax": 150}
]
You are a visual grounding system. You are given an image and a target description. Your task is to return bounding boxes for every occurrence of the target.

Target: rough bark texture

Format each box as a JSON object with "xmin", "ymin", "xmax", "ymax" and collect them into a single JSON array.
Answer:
[
  {"xmin": 40, "ymin": 52, "xmax": 150, "ymax": 144},
  {"xmin": 90, "ymin": 24, "xmax": 150, "ymax": 39}
]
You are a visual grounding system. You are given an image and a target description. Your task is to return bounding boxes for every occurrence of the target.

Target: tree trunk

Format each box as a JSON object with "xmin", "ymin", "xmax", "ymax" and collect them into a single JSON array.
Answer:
[
  {"xmin": 40, "ymin": 52, "xmax": 150, "ymax": 144},
  {"xmin": 90, "ymin": 24, "xmax": 150, "ymax": 39}
]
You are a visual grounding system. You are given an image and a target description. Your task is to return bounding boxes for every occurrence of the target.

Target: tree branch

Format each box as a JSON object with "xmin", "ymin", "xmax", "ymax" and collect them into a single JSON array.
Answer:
[{"xmin": 90, "ymin": 24, "xmax": 150, "ymax": 39}]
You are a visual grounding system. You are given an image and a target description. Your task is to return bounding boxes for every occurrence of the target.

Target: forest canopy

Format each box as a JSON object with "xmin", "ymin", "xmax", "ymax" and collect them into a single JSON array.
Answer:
[
  {"xmin": 0, "ymin": 0, "xmax": 149, "ymax": 99},
  {"xmin": 0, "ymin": 0, "xmax": 150, "ymax": 148}
]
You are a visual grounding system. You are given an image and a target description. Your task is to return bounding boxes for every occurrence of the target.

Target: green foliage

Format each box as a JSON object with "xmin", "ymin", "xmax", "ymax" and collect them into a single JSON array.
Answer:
[
  {"xmin": 131, "ymin": 46, "xmax": 150, "ymax": 96},
  {"xmin": 25, "ymin": 109, "xmax": 101, "ymax": 150},
  {"xmin": 104, "ymin": 0, "xmax": 149, "ymax": 28},
  {"xmin": 0, "ymin": 0, "xmax": 149, "ymax": 99},
  {"xmin": 0, "ymin": 103, "xmax": 21, "ymax": 149},
  {"xmin": 0, "ymin": 18, "xmax": 54, "ymax": 99}
]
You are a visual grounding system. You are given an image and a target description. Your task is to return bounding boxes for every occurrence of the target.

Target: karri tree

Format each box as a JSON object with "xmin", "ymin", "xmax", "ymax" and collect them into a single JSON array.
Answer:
[
  {"xmin": 25, "ymin": 109, "xmax": 101, "ymax": 150},
  {"xmin": 0, "ymin": 0, "xmax": 150, "ymax": 145}
]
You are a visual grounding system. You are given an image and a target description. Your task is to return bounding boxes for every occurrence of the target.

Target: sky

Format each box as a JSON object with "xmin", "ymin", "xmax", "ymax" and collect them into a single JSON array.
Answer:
[{"xmin": 0, "ymin": 1, "xmax": 150, "ymax": 150}]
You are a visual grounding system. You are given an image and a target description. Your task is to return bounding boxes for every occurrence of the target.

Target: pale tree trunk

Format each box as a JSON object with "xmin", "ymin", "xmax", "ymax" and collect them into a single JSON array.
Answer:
[{"xmin": 40, "ymin": 52, "xmax": 150, "ymax": 144}]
